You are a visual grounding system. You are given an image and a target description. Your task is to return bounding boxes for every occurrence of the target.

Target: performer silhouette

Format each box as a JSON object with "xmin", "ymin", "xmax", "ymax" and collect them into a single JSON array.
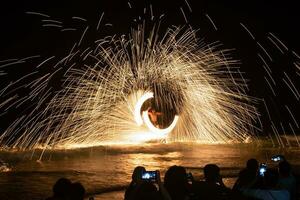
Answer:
[{"xmin": 148, "ymin": 107, "xmax": 163, "ymax": 128}]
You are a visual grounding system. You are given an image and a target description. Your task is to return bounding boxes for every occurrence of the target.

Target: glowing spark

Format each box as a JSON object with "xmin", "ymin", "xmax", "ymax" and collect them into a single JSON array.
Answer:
[
  {"xmin": 42, "ymin": 19, "xmax": 63, "ymax": 24},
  {"xmin": 282, "ymin": 78, "xmax": 299, "ymax": 101},
  {"xmin": 36, "ymin": 56, "xmax": 56, "ymax": 68},
  {"xmin": 83, "ymin": 50, "xmax": 93, "ymax": 61},
  {"xmin": 80, "ymin": 47, "xmax": 91, "ymax": 57},
  {"xmin": 72, "ymin": 16, "xmax": 87, "ymax": 22},
  {"xmin": 0, "ymin": 58, "xmax": 18, "ymax": 63},
  {"xmin": 0, "ymin": 111, "xmax": 8, "ymax": 118},
  {"xmin": 267, "ymin": 36, "xmax": 284, "ymax": 54},
  {"xmin": 257, "ymin": 53, "xmax": 271, "ymax": 73},
  {"xmin": 184, "ymin": 0, "xmax": 193, "ymax": 13},
  {"xmin": 78, "ymin": 26, "xmax": 89, "ymax": 46},
  {"xmin": 292, "ymin": 51, "xmax": 300, "ymax": 59},
  {"xmin": 257, "ymin": 42, "xmax": 273, "ymax": 61},
  {"xmin": 159, "ymin": 14, "xmax": 165, "ymax": 20},
  {"xmin": 271, "ymin": 122, "xmax": 284, "ymax": 147},
  {"xmin": 4, "ymin": 96, "xmax": 27, "ymax": 112},
  {"xmin": 0, "ymin": 60, "xmax": 25, "ymax": 69},
  {"xmin": 283, "ymin": 72, "xmax": 300, "ymax": 99},
  {"xmin": 280, "ymin": 122, "xmax": 291, "ymax": 147},
  {"xmin": 240, "ymin": 23, "xmax": 255, "ymax": 40},
  {"xmin": 285, "ymin": 105, "xmax": 299, "ymax": 128},
  {"xmin": 0, "ymin": 83, "xmax": 13, "ymax": 96},
  {"xmin": 264, "ymin": 76, "xmax": 276, "ymax": 96},
  {"xmin": 42, "ymin": 24, "xmax": 63, "ymax": 28},
  {"xmin": 150, "ymin": 4, "xmax": 154, "ymax": 20},
  {"xmin": 269, "ymin": 32, "xmax": 288, "ymax": 51},
  {"xmin": 12, "ymin": 71, "xmax": 39, "ymax": 87},
  {"xmin": 0, "ymin": 95, "xmax": 18, "ymax": 110},
  {"xmin": 205, "ymin": 14, "xmax": 218, "ymax": 31},
  {"xmin": 257, "ymin": 54, "xmax": 276, "ymax": 85},
  {"xmin": 289, "ymin": 123, "xmax": 300, "ymax": 146},
  {"xmin": 20, "ymin": 55, "xmax": 41, "ymax": 61},
  {"xmin": 263, "ymin": 99, "xmax": 271, "ymax": 121},
  {"xmin": 237, "ymin": 69, "xmax": 249, "ymax": 91},
  {"xmin": 263, "ymin": 65, "xmax": 276, "ymax": 85},
  {"xmin": 180, "ymin": 7, "xmax": 188, "ymax": 23},
  {"xmin": 97, "ymin": 12, "xmax": 105, "ymax": 30},
  {"xmin": 295, "ymin": 63, "xmax": 300, "ymax": 76},
  {"xmin": 128, "ymin": 2, "xmax": 132, "ymax": 9},
  {"xmin": 0, "ymin": 71, "xmax": 6, "ymax": 76},
  {"xmin": 61, "ymin": 28, "xmax": 77, "ymax": 32},
  {"xmin": 26, "ymin": 11, "xmax": 50, "ymax": 18}
]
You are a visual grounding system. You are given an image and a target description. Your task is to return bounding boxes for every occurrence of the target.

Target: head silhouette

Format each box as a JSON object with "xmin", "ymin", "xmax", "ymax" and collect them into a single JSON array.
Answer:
[
  {"xmin": 69, "ymin": 182, "xmax": 86, "ymax": 200},
  {"xmin": 246, "ymin": 158, "xmax": 259, "ymax": 172},
  {"xmin": 164, "ymin": 165, "xmax": 188, "ymax": 199},
  {"xmin": 278, "ymin": 160, "xmax": 291, "ymax": 177},
  {"xmin": 132, "ymin": 166, "xmax": 146, "ymax": 183},
  {"xmin": 203, "ymin": 164, "xmax": 220, "ymax": 182},
  {"xmin": 52, "ymin": 178, "xmax": 71, "ymax": 198}
]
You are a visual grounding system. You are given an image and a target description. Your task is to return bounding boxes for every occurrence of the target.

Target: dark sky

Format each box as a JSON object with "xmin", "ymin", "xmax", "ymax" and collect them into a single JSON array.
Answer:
[
  {"xmin": 1, "ymin": 0, "xmax": 299, "ymax": 55},
  {"xmin": 0, "ymin": 0, "xmax": 299, "ymax": 139}
]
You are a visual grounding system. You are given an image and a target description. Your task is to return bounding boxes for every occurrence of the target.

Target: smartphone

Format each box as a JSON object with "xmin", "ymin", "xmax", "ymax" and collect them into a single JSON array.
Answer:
[
  {"xmin": 259, "ymin": 163, "xmax": 267, "ymax": 176},
  {"xmin": 141, "ymin": 171, "xmax": 157, "ymax": 182},
  {"xmin": 271, "ymin": 155, "xmax": 284, "ymax": 162}
]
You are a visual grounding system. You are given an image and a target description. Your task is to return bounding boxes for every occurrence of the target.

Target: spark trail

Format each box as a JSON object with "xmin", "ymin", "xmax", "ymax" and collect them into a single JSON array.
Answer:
[{"xmin": 0, "ymin": 25, "xmax": 257, "ymax": 150}]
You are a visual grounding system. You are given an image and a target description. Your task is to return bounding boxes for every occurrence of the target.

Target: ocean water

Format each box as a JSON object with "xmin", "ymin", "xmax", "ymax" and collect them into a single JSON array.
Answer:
[{"xmin": 0, "ymin": 142, "xmax": 300, "ymax": 200}]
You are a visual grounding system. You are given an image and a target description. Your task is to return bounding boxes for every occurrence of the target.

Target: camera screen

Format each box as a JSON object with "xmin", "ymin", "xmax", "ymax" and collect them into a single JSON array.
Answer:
[
  {"xmin": 259, "ymin": 164, "xmax": 267, "ymax": 176},
  {"xmin": 271, "ymin": 155, "xmax": 284, "ymax": 162},
  {"xmin": 272, "ymin": 157, "xmax": 281, "ymax": 162},
  {"xmin": 142, "ymin": 171, "xmax": 157, "ymax": 181}
]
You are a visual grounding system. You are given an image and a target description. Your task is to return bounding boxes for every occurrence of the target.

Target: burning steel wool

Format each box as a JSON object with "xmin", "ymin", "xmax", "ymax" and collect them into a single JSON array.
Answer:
[{"xmin": 0, "ymin": 25, "xmax": 258, "ymax": 149}]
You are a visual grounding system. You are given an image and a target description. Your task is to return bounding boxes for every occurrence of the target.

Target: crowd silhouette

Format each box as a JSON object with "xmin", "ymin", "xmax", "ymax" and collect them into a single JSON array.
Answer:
[
  {"xmin": 46, "ymin": 156, "xmax": 299, "ymax": 200},
  {"xmin": 46, "ymin": 178, "xmax": 86, "ymax": 200}
]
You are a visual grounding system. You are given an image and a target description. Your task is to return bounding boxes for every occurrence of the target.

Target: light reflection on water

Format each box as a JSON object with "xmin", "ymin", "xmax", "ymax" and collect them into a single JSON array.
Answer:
[{"xmin": 0, "ymin": 143, "xmax": 300, "ymax": 200}]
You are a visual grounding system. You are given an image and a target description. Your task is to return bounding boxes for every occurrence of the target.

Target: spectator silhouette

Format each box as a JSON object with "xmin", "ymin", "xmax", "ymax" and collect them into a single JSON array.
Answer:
[
  {"xmin": 164, "ymin": 165, "xmax": 190, "ymax": 200},
  {"xmin": 277, "ymin": 160, "xmax": 297, "ymax": 200},
  {"xmin": 241, "ymin": 169, "xmax": 290, "ymax": 200},
  {"xmin": 46, "ymin": 178, "xmax": 71, "ymax": 200},
  {"xmin": 192, "ymin": 164, "xmax": 231, "ymax": 200},
  {"xmin": 233, "ymin": 158, "xmax": 259, "ymax": 191},
  {"xmin": 125, "ymin": 166, "xmax": 146, "ymax": 200},
  {"xmin": 68, "ymin": 182, "xmax": 85, "ymax": 200}
]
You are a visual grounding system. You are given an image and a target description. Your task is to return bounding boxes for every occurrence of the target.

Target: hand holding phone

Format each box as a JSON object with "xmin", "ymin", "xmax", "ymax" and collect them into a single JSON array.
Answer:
[
  {"xmin": 259, "ymin": 163, "xmax": 267, "ymax": 176},
  {"xmin": 186, "ymin": 172, "xmax": 194, "ymax": 182}
]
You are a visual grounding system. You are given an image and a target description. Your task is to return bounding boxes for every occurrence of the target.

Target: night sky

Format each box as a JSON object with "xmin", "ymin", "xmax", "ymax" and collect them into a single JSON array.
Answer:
[{"xmin": 0, "ymin": 0, "xmax": 299, "ymax": 142}]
